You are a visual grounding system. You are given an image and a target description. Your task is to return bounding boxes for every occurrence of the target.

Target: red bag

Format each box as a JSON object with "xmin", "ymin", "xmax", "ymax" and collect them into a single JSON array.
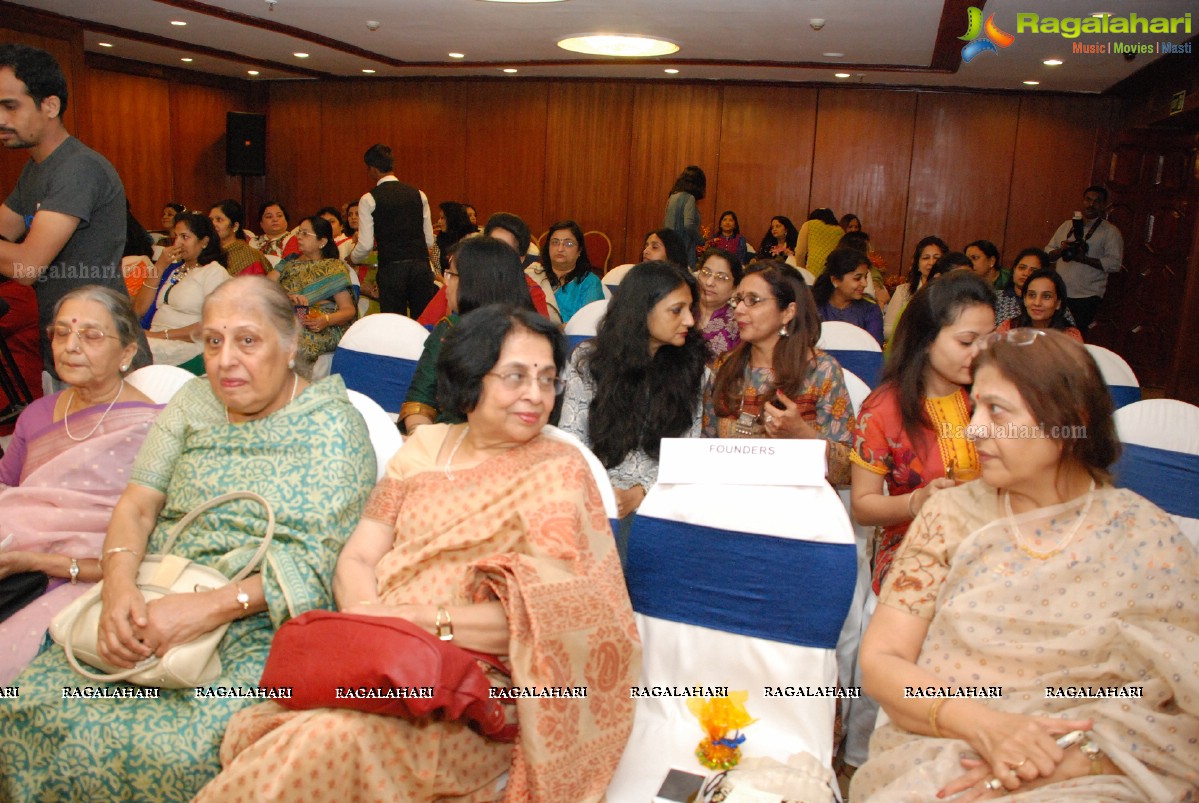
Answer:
[{"xmin": 259, "ymin": 610, "xmax": 518, "ymax": 742}]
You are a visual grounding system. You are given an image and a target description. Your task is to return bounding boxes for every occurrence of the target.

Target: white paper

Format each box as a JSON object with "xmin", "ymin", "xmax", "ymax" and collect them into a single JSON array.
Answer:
[{"xmin": 657, "ymin": 438, "xmax": 828, "ymax": 486}]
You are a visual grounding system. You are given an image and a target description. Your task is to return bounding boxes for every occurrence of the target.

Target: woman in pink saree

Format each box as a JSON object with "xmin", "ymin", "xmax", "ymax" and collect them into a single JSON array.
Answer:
[{"xmin": 0, "ymin": 286, "xmax": 159, "ymax": 684}]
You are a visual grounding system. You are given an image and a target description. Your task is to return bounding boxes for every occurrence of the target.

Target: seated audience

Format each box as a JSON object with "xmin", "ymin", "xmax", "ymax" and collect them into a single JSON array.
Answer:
[
  {"xmin": 794, "ymin": 207, "xmax": 843, "ymax": 276},
  {"xmin": 884, "ymin": 235, "xmax": 947, "ymax": 345},
  {"xmin": 317, "ymin": 206, "xmax": 355, "ymax": 262},
  {"xmin": 154, "ymin": 201, "xmax": 185, "ymax": 241},
  {"xmin": 997, "ymin": 267, "xmax": 1083, "ymax": 342},
  {"xmin": 814, "ymin": 247, "xmax": 884, "ymax": 345},
  {"xmin": 433, "ymin": 201, "xmax": 477, "ymax": 277},
  {"xmin": 642, "ymin": 227, "xmax": 689, "ymax": 269},
  {"xmin": 251, "ymin": 201, "xmax": 299, "ymax": 259},
  {"xmin": 0, "ymin": 277, "xmax": 375, "ymax": 801},
  {"xmin": 851, "ymin": 329, "xmax": 1198, "ymax": 801},
  {"xmin": 197, "ymin": 305, "xmax": 638, "ymax": 802},
  {"xmin": 840, "ymin": 213, "xmax": 862, "ymax": 233},
  {"xmin": 695, "ymin": 247, "xmax": 742, "ymax": 362},
  {"xmin": 538, "ymin": 220, "xmax": 604, "ymax": 323},
  {"xmin": 137, "ymin": 212, "xmax": 231, "ymax": 368},
  {"xmin": 927, "ymin": 250, "xmax": 972, "ymax": 282},
  {"xmin": 560, "ymin": 261, "xmax": 707, "ymax": 558},
  {"xmin": 400, "ymin": 237, "xmax": 536, "ymax": 433},
  {"xmin": 758, "ymin": 215, "xmax": 799, "ymax": 262},
  {"xmin": 965, "ymin": 239, "xmax": 1010, "ymax": 291},
  {"xmin": 120, "ymin": 202, "xmax": 155, "ymax": 297},
  {"xmin": 707, "ymin": 209, "xmax": 750, "ymax": 265},
  {"xmin": 0, "ymin": 286, "xmax": 157, "ymax": 684},
  {"xmin": 269, "ymin": 216, "xmax": 356, "ymax": 372},
  {"xmin": 210, "ymin": 199, "xmax": 269, "ymax": 278},
  {"xmin": 837, "ymin": 230, "xmax": 889, "ymax": 308},
  {"xmin": 703, "ymin": 261, "xmax": 855, "ymax": 485},
  {"xmin": 343, "ymin": 199, "xmax": 359, "ymax": 238},
  {"xmin": 996, "ymin": 247, "xmax": 1048, "ymax": 324}
]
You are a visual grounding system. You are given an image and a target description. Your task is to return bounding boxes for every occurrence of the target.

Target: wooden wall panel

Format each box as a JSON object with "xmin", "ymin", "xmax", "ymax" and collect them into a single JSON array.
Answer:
[
  {"xmin": 543, "ymin": 83, "xmax": 634, "ymax": 257},
  {"xmin": 316, "ymin": 80, "xmax": 411, "ymax": 218},
  {"xmin": 463, "ymin": 82, "xmax": 549, "ymax": 238},
  {"xmin": 167, "ymin": 82, "xmax": 246, "ymax": 218},
  {"xmin": 810, "ymin": 89, "xmax": 917, "ymax": 276},
  {"xmin": 80, "ymin": 70, "xmax": 173, "ymax": 231},
  {"xmin": 713, "ymin": 85, "xmax": 818, "ymax": 258},
  {"xmin": 625, "ymin": 84, "xmax": 723, "ymax": 264},
  {"xmin": 1004, "ymin": 95, "xmax": 1119, "ymax": 258},
  {"xmin": 905, "ymin": 93, "xmax": 1020, "ymax": 259},
  {"xmin": 388, "ymin": 83, "xmax": 467, "ymax": 214},
  {"xmin": 262, "ymin": 82, "xmax": 318, "ymax": 227}
]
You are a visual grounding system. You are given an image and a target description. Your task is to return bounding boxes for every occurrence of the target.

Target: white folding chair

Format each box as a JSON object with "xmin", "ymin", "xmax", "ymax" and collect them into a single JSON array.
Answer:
[
  {"xmin": 345, "ymin": 389, "xmax": 402, "ymax": 482},
  {"xmin": 564, "ymin": 298, "xmax": 607, "ymax": 352},
  {"xmin": 609, "ymin": 479, "xmax": 855, "ymax": 800},
  {"xmin": 125, "ymin": 364, "xmax": 196, "ymax": 404},
  {"xmin": 1113, "ymin": 399, "xmax": 1199, "ymax": 548},
  {"xmin": 330, "ymin": 314, "xmax": 430, "ymax": 421},
  {"xmin": 817, "ymin": 320, "xmax": 884, "ymax": 388},
  {"xmin": 602, "ymin": 263, "xmax": 635, "ymax": 295},
  {"xmin": 1084, "ymin": 344, "xmax": 1141, "ymax": 409},
  {"xmin": 541, "ymin": 424, "xmax": 619, "ymax": 521},
  {"xmin": 798, "ymin": 266, "xmax": 816, "ymax": 286}
]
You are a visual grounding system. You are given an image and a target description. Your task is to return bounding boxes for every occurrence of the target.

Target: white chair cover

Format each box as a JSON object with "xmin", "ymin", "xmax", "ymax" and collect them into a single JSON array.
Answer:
[
  {"xmin": 345, "ymin": 388, "xmax": 402, "ymax": 482},
  {"xmin": 608, "ymin": 480, "xmax": 855, "ymax": 801},
  {"xmin": 1113, "ymin": 399, "xmax": 1199, "ymax": 548},
  {"xmin": 1084, "ymin": 344, "xmax": 1140, "ymax": 409},
  {"xmin": 125, "ymin": 364, "xmax": 195, "ymax": 404},
  {"xmin": 330, "ymin": 313, "xmax": 430, "ymax": 421},
  {"xmin": 798, "ymin": 266, "xmax": 816, "ymax": 286},
  {"xmin": 602, "ymin": 263, "xmax": 635, "ymax": 291},
  {"xmin": 541, "ymin": 424, "xmax": 619, "ymax": 520},
  {"xmin": 564, "ymin": 299, "xmax": 608, "ymax": 338}
]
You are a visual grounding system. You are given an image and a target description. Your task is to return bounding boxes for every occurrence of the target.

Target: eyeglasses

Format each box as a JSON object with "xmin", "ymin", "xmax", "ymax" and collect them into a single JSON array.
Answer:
[
  {"xmin": 979, "ymin": 328, "xmax": 1047, "ymax": 350},
  {"xmin": 548, "ymin": 239, "xmax": 577, "ymax": 249},
  {"xmin": 443, "ymin": 269, "xmax": 459, "ymax": 279},
  {"xmin": 486, "ymin": 371, "xmax": 566, "ymax": 395},
  {"xmin": 728, "ymin": 293, "xmax": 771, "ymax": 309},
  {"xmin": 296, "ymin": 230, "xmax": 319, "ymax": 238},
  {"xmin": 47, "ymin": 324, "xmax": 120, "ymax": 344},
  {"xmin": 698, "ymin": 267, "xmax": 733, "ymax": 283}
]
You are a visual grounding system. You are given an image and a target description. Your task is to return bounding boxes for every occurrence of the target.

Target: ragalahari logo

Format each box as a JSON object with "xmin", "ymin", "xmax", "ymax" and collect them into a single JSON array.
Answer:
[{"xmin": 960, "ymin": 6, "xmax": 1015, "ymax": 62}]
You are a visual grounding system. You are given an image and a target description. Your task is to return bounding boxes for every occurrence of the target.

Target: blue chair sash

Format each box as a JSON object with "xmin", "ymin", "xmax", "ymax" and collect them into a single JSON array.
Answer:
[
  {"xmin": 1113, "ymin": 442, "xmax": 1199, "ymax": 520},
  {"xmin": 330, "ymin": 349, "xmax": 418, "ymax": 415},
  {"xmin": 626, "ymin": 516, "xmax": 856, "ymax": 650},
  {"xmin": 567, "ymin": 334, "xmax": 592, "ymax": 353},
  {"xmin": 826, "ymin": 349, "xmax": 882, "ymax": 388},
  {"xmin": 1108, "ymin": 385, "xmax": 1141, "ymax": 410}
]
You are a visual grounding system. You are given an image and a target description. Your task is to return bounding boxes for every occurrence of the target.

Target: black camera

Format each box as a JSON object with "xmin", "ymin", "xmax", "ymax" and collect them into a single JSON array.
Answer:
[{"xmin": 1060, "ymin": 240, "xmax": 1088, "ymax": 262}]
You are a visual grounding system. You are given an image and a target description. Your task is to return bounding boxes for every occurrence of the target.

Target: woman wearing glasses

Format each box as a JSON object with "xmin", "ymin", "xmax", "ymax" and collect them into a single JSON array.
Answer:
[
  {"xmin": 0, "ymin": 286, "xmax": 157, "ymax": 684},
  {"xmin": 198, "ymin": 305, "xmax": 638, "ymax": 803},
  {"xmin": 136, "ymin": 212, "xmax": 231, "ymax": 369},
  {"xmin": 702, "ymin": 261, "xmax": 856, "ymax": 485},
  {"xmin": 852, "ymin": 328, "xmax": 1198, "ymax": 801},
  {"xmin": 537, "ymin": 220, "xmax": 603, "ymax": 324},
  {"xmin": 559, "ymin": 261, "xmax": 707, "ymax": 558},
  {"xmin": 400, "ymin": 237, "xmax": 536, "ymax": 434},
  {"xmin": 695, "ymin": 247, "xmax": 742, "ymax": 362}
]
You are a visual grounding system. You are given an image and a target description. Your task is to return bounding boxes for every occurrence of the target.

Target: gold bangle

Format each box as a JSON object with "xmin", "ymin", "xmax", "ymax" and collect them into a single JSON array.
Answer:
[
  {"xmin": 324, "ymin": 313, "xmax": 331, "ymax": 325},
  {"xmin": 435, "ymin": 606, "xmax": 453, "ymax": 642},
  {"xmin": 102, "ymin": 546, "xmax": 142, "ymax": 562},
  {"xmin": 928, "ymin": 697, "xmax": 946, "ymax": 738},
  {"xmin": 165, "ymin": 329, "xmax": 171, "ymax": 340},
  {"xmin": 1079, "ymin": 737, "xmax": 1104, "ymax": 775},
  {"xmin": 908, "ymin": 488, "xmax": 921, "ymax": 519}
]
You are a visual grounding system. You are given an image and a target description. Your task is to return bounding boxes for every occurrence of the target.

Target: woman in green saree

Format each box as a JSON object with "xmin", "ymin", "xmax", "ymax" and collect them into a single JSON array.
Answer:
[
  {"xmin": 0, "ymin": 276, "xmax": 377, "ymax": 802},
  {"xmin": 269, "ymin": 215, "xmax": 357, "ymax": 373}
]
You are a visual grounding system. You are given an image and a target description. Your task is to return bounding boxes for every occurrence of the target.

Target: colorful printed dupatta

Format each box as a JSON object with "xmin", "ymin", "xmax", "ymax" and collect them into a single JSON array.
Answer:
[{"xmin": 277, "ymin": 257, "xmax": 354, "ymax": 362}]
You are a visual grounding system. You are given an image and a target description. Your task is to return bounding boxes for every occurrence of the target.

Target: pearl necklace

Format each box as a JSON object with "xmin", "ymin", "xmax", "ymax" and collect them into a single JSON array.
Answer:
[
  {"xmin": 63, "ymin": 379, "xmax": 125, "ymax": 441},
  {"xmin": 443, "ymin": 424, "xmax": 470, "ymax": 478},
  {"xmin": 1005, "ymin": 479, "xmax": 1096, "ymax": 560}
]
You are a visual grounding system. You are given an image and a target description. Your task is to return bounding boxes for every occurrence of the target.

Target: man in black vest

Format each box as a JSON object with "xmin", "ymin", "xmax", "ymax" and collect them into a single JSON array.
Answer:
[{"xmin": 350, "ymin": 144, "xmax": 436, "ymax": 318}]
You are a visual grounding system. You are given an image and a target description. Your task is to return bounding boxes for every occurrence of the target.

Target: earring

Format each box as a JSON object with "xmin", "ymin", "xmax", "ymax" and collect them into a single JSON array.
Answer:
[
  {"xmin": 779, "ymin": 325, "xmax": 789, "ymax": 337},
  {"xmin": 120, "ymin": 365, "xmax": 129, "ymax": 372},
  {"xmin": 288, "ymin": 358, "xmax": 296, "ymax": 370}
]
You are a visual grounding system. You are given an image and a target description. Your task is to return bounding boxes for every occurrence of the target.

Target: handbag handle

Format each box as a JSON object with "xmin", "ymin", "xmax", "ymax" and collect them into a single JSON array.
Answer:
[{"xmin": 158, "ymin": 491, "xmax": 275, "ymax": 582}]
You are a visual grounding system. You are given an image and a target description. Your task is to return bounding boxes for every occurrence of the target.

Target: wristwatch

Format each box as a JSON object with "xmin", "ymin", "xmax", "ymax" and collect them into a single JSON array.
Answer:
[{"xmin": 69, "ymin": 558, "xmax": 79, "ymax": 585}]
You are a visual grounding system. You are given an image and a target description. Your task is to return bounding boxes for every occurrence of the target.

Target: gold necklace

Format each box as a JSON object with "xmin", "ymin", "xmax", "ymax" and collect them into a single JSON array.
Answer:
[
  {"xmin": 1005, "ymin": 479, "xmax": 1096, "ymax": 560},
  {"xmin": 443, "ymin": 424, "xmax": 470, "ymax": 478}
]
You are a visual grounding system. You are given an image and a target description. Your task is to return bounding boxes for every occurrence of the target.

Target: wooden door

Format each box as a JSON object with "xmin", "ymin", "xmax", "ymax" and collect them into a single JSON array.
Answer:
[{"xmin": 1091, "ymin": 129, "xmax": 1198, "ymax": 391}]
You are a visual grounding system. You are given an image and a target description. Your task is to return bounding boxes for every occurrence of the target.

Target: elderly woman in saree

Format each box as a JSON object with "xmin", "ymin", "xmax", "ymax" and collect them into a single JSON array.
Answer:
[
  {"xmin": 851, "ymin": 329, "xmax": 1199, "ymax": 802},
  {"xmin": 197, "ymin": 305, "xmax": 640, "ymax": 803},
  {"xmin": 0, "ymin": 276, "xmax": 376, "ymax": 802},
  {"xmin": 0, "ymin": 286, "xmax": 158, "ymax": 684},
  {"xmin": 268, "ymin": 215, "xmax": 356, "ymax": 373}
]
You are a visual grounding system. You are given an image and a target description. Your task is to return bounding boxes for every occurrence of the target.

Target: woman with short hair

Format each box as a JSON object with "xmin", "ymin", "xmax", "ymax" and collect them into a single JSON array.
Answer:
[{"xmin": 695, "ymin": 247, "xmax": 743, "ymax": 362}]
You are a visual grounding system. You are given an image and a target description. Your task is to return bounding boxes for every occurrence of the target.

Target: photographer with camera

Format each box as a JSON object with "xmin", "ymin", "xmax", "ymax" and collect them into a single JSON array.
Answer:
[{"xmin": 1045, "ymin": 185, "xmax": 1123, "ymax": 334}]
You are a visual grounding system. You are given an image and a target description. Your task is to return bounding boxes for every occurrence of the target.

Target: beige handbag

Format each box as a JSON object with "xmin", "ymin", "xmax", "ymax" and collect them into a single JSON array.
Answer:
[{"xmin": 50, "ymin": 491, "xmax": 275, "ymax": 689}]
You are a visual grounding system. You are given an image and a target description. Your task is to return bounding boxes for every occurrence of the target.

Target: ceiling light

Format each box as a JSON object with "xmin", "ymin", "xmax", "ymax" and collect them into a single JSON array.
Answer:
[
  {"xmin": 247, "ymin": 70, "xmax": 259, "ymax": 75},
  {"xmin": 362, "ymin": 69, "xmax": 376, "ymax": 74},
  {"xmin": 835, "ymin": 72, "xmax": 851, "ymax": 78},
  {"xmin": 170, "ymin": 20, "xmax": 187, "ymax": 26},
  {"xmin": 98, "ymin": 42, "xmax": 113, "ymax": 48},
  {"xmin": 181, "ymin": 57, "xmax": 193, "ymax": 63},
  {"xmin": 1043, "ymin": 58, "xmax": 1063, "ymax": 66},
  {"xmin": 664, "ymin": 68, "xmax": 679, "ymax": 74},
  {"xmin": 1023, "ymin": 80, "xmax": 1040, "ymax": 85},
  {"xmin": 557, "ymin": 34, "xmax": 679, "ymax": 57},
  {"xmin": 448, "ymin": 52, "xmax": 465, "ymax": 59},
  {"xmin": 294, "ymin": 52, "xmax": 309, "ymax": 58},
  {"xmin": 502, "ymin": 68, "xmax": 518, "ymax": 73},
  {"xmin": 823, "ymin": 52, "xmax": 845, "ymax": 58}
]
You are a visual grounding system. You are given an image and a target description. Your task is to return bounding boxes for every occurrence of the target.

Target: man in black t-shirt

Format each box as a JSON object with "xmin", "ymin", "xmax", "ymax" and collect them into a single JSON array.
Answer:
[{"xmin": 0, "ymin": 44, "xmax": 148, "ymax": 377}]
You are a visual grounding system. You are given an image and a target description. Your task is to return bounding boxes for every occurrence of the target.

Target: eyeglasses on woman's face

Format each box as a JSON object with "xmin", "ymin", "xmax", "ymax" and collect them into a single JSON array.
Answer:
[
  {"xmin": 699, "ymin": 266, "xmax": 733, "ymax": 283},
  {"xmin": 486, "ymin": 371, "xmax": 566, "ymax": 395},
  {"xmin": 727, "ymin": 292, "xmax": 771, "ymax": 309},
  {"xmin": 47, "ymin": 324, "xmax": 120, "ymax": 344}
]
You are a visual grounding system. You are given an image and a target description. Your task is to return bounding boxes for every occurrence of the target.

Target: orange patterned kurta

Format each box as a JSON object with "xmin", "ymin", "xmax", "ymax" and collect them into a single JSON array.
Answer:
[{"xmin": 198, "ymin": 427, "xmax": 640, "ymax": 803}]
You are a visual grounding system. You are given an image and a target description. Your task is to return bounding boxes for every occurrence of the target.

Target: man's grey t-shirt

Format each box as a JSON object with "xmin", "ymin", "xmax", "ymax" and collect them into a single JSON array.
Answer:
[{"xmin": 4, "ymin": 136, "xmax": 144, "ymax": 374}]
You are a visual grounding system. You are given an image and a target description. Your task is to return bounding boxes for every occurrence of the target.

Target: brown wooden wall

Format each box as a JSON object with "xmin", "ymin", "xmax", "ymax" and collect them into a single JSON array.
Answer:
[{"xmin": 263, "ymin": 79, "xmax": 1119, "ymax": 276}]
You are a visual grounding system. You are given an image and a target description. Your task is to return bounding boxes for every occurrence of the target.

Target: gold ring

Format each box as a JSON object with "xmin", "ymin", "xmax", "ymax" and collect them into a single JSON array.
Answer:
[{"xmin": 1011, "ymin": 759, "xmax": 1027, "ymax": 769}]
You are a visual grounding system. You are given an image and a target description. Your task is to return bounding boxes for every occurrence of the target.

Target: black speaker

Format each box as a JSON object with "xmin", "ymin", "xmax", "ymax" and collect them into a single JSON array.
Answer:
[{"xmin": 226, "ymin": 112, "xmax": 266, "ymax": 176}]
